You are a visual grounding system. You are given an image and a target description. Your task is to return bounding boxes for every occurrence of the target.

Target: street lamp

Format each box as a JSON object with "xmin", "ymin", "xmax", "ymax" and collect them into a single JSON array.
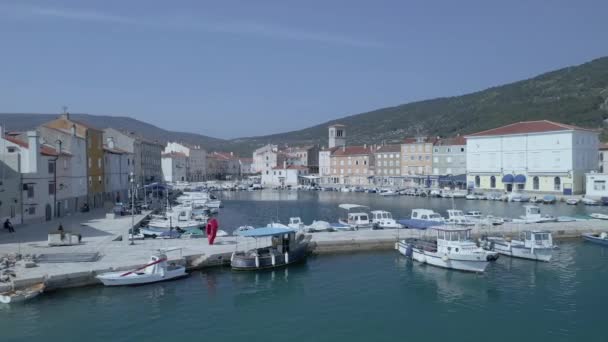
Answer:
[
  {"xmin": 129, "ymin": 172, "xmax": 135, "ymax": 245},
  {"xmin": 54, "ymin": 139, "xmax": 62, "ymax": 218}
]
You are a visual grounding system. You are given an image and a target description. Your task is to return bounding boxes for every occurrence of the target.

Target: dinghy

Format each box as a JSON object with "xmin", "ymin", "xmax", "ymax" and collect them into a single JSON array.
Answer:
[
  {"xmin": 590, "ymin": 213, "xmax": 608, "ymax": 220},
  {"xmin": 96, "ymin": 249, "xmax": 187, "ymax": 286},
  {"xmin": 0, "ymin": 283, "xmax": 45, "ymax": 304},
  {"xmin": 582, "ymin": 232, "xmax": 608, "ymax": 246},
  {"xmin": 479, "ymin": 231, "xmax": 554, "ymax": 262}
]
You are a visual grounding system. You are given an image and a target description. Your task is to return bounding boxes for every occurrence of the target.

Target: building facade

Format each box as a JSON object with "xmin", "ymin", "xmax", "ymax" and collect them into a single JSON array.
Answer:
[
  {"xmin": 373, "ymin": 145, "xmax": 401, "ymax": 186},
  {"xmin": 238, "ymin": 158, "xmax": 254, "ymax": 176},
  {"xmin": 252, "ymin": 144, "xmax": 279, "ymax": 175},
  {"xmin": 0, "ymin": 128, "xmax": 21, "ymax": 223},
  {"xmin": 164, "ymin": 142, "xmax": 207, "ymax": 182},
  {"xmin": 432, "ymin": 136, "xmax": 467, "ymax": 188},
  {"xmin": 140, "ymin": 138, "xmax": 163, "ymax": 185},
  {"xmin": 599, "ymin": 144, "xmax": 608, "ymax": 173},
  {"xmin": 207, "ymin": 152, "xmax": 240, "ymax": 180},
  {"xmin": 104, "ymin": 137, "xmax": 132, "ymax": 204},
  {"xmin": 585, "ymin": 173, "xmax": 608, "ymax": 199},
  {"xmin": 401, "ymin": 137, "xmax": 435, "ymax": 186},
  {"xmin": 466, "ymin": 120, "xmax": 599, "ymax": 195},
  {"xmin": 161, "ymin": 152, "xmax": 187, "ymax": 182},
  {"xmin": 329, "ymin": 146, "xmax": 374, "ymax": 185},
  {"xmin": 261, "ymin": 164, "xmax": 309, "ymax": 187}
]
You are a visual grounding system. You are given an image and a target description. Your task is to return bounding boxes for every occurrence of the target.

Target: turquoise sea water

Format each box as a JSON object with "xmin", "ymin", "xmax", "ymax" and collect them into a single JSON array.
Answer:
[{"xmin": 1, "ymin": 192, "xmax": 607, "ymax": 341}]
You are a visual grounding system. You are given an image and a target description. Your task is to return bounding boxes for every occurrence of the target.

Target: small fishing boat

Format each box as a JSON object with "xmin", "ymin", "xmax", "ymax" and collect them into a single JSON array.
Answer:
[
  {"xmin": 542, "ymin": 195, "xmax": 557, "ymax": 204},
  {"xmin": 465, "ymin": 194, "xmax": 478, "ymax": 200},
  {"xmin": 463, "ymin": 211, "xmax": 504, "ymax": 225},
  {"xmin": 479, "ymin": 231, "xmax": 554, "ymax": 262},
  {"xmin": 582, "ymin": 232, "xmax": 608, "ymax": 246},
  {"xmin": 287, "ymin": 217, "xmax": 306, "ymax": 230},
  {"xmin": 566, "ymin": 198, "xmax": 580, "ymax": 205},
  {"xmin": 305, "ymin": 220, "xmax": 334, "ymax": 232},
  {"xmin": 396, "ymin": 226, "xmax": 498, "ymax": 273},
  {"xmin": 581, "ymin": 197, "xmax": 599, "ymax": 206},
  {"xmin": 338, "ymin": 204, "xmax": 372, "ymax": 229},
  {"xmin": 590, "ymin": 213, "xmax": 608, "ymax": 220},
  {"xmin": 0, "ymin": 283, "xmax": 45, "ymax": 304},
  {"xmin": 96, "ymin": 249, "xmax": 187, "ymax": 286},
  {"xmin": 370, "ymin": 210, "xmax": 403, "ymax": 229},
  {"xmin": 231, "ymin": 227, "xmax": 309, "ymax": 270},
  {"xmin": 446, "ymin": 209, "xmax": 475, "ymax": 226},
  {"xmin": 512, "ymin": 205, "xmax": 556, "ymax": 224},
  {"xmin": 378, "ymin": 189, "xmax": 398, "ymax": 196},
  {"xmin": 398, "ymin": 209, "xmax": 445, "ymax": 229}
]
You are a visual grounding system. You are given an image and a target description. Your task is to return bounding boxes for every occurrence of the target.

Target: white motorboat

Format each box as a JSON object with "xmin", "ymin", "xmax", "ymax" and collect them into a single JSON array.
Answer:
[
  {"xmin": 378, "ymin": 189, "xmax": 398, "ymax": 196},
  {"xmin": 0, "ymin": 283, "xmax": 45, "ymax": 304},
  {"xmin": 338, "ymin": 204, "xmax": 372, "ymax": 229},
  {"xmin": 396, "ymin": 226, "xmax": 499, "ymax": 273},
  {"xmin": 581, "ymin": 197, "xmax": 599, "ymax": 206},
  {"xmin": 512, "ymin": 205, "xmax": 556, "ymax": 224},
  {"xmin": 233, "ymin": 226, "xmax": 255, "ymax": 235},
  {"xmin": 465, "ymin": 194, "xmax": 478, "ymax": 200},
  {"xmin": 479, "ymin": 231, "xmax": 554, "ymax": 262},
  {"xmin": 451, "ymin": 191, "xmax": 468, "ymax": 198},
  {"xmin": 464, "ymin": 211, "xmax": 482, "ymax": 220},
  {"xmin": 566, "ymin": 198, "xmax": 580, "ymax": 205},
  {"xmin": 410, "ymin": 209, "xmax": 445, "ymax": 223},
  {"xmin": 590, "ymin": 213, "xmax": 608, "ymax": 220},
  {"xmin": 464, "ymin": 211, "xmax": 504, "ymax": 226},
  {"xmin": 177, "ymin": 191, "xmax": 222, "ymax": 208},
  {"xmin": 370, "ymin": 210, "xmax": 403, "ymax": 229},
  {"xmin": 305, "ymin": 220, "xmax": 334, "ymax": 232},
  {"xmin": 96, "ymin": 249, "xmax": 187, "ymax": 286},
  {"xmin": 446, "ymin": 209, "xmax": 475, "ymax": 226},
  {"xmin": 287, "ymin": 217, "xmax": 306, "ymax": 230}
]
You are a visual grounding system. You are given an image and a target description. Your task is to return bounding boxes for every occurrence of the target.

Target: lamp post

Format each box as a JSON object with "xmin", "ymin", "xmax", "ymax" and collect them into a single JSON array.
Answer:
[
  {"xmin": 54, "ymin": 140, "xmax": 62, "ymax": 218},
  {"xmin": 130, "ymin": 172, "xmax": 135, "ymax": 245}
]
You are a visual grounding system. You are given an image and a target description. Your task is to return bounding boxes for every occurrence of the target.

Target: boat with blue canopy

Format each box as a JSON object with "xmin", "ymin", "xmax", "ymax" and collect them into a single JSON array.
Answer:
[{"xmin": 231, "ymin": 227, "xmax": 310, "ymax": 271}]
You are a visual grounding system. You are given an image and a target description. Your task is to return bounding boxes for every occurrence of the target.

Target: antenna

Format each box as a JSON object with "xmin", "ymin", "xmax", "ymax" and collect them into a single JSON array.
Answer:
[{"xmin": 62, "ymin": 106, "xmax": 68, "ymax": 114}]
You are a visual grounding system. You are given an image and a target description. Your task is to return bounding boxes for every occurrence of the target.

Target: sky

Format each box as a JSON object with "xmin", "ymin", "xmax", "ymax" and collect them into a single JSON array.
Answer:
[{"xmin": 1, "ymin": 0, "xmax": 608, "ymax": 139}]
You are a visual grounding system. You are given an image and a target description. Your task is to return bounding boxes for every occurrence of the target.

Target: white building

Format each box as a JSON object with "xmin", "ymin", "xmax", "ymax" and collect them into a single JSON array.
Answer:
[
  {"xmin": 585, "ymin": 173, "xmax": 608, "ymax": 200},
  {"xmin": 261, "ymin": 164, "xmax": 309, "ymax": 187},
  {"xmin": 253, "ymin": 144, "xmax": 279, "ymax": 175},
  {"xmin": 164, "ymin": 142, "xmax": 207, "ymax": 181},
  {"xmin": 1, "ymin": 129, "xmax": 61, "ymax": 222},
  {"xmin": 38, "ymin": 125, "xmax": 88, "ymax": 217},
  {"xmin": 104, "ymin": 137, "xmax": 132, "ymax": 204},
  {"xmin": 161, "ymin": 152, "xmax": 187, "ymax": 182},
  {"xmin": 466, "ymin": 120, "xmax": 599, "ymax": 195}
]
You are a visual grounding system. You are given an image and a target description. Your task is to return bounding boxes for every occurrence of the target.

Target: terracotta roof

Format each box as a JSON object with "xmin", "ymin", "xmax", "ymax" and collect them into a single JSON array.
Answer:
[
  {"xmin": 434, "ymin": 136, "xmax": 466, "ymax": 146},
  {"xmin": 162, "ymin": 152, "xmax": 187, "ymax": 158},
  {"xmin": 3, "ymin": 135, "xmax": 62, "ymax": 156},
  {"xmin": 238, "ymin": 157, "xmax": 253, "ymax": 163},
  {"xmin": 467, "ymin": 120, "xmax": 597, "ymax": 137},
  {"xmin": 375, "ymin": 144, "xmax": 401, "ymax": 153},
  {"xmin": 332, "ymin": 146, "xmax": 373, "ymax": 156},
  {"xmin": 209, "ymin": 151, "xmax": 237, "ymax": 160}
]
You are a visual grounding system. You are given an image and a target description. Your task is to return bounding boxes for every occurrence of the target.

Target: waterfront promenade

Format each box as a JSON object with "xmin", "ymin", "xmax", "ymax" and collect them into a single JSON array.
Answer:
[{"xmin": 2, "ymin": 205, "xmax": 607, "ymax": 293}]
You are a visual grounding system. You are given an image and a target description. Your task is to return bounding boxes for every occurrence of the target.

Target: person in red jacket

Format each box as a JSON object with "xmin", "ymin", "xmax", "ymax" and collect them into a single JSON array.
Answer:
[{"xmin": 206, "ymin": 216, "xmax": 219, "ymax": 245}]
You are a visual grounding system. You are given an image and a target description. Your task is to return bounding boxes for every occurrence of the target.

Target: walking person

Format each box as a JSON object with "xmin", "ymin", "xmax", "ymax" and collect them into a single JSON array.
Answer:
[
  {"xmin": 4, "ymin": 218, "xmax": 15, "ymax": 233},
  {"xmin": 206, "ymin": 216, "xmax": 219, "ymax": 245}
]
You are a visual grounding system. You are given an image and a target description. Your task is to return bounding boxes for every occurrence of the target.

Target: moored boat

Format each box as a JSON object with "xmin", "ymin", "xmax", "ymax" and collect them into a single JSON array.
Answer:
[
  {"xmin": 370, "ymin": 210, "xmax": 403, "ymax": 229},
  {"xmin": 590, "ymin": 213, "xmax": 608, "ymax": 220},
  {"xmin": 479, "ymin": 231, "xmax": 554, "ymax": 262},
  {"xmin": 231, "ymin": 227, "xmax": 309, "ymax": 270},
  {"xmin": 0, "ymin": 283, "xmax": 45, "ymax": 304},
  {"xmin": 396, "ymin": 226, "xmax": 498, "ymax": 273},
  {"xmin": 512, "ymin": 205, "xmax": 556, "ymax": 224},
  {"xmin": 581, "ymin": 197, "xmax": 599, "ymax": 206},
  {"xmin": 446, "ymin": 209, "xmax": 475, "ymax": 226},
  {"xmin": 96, "ymin": 249, "xmax": 188, "ymax": 286},
  {"xmin": 566, "ymin": 198, "xmax": 580, "ymax": 205},
  {"xmin": 338, "ymin": 204, "xmax": 372, "ymax": 229},
  {"xmin": 582, "ymin": 232, "xmax": 608, "ymax": 246}
]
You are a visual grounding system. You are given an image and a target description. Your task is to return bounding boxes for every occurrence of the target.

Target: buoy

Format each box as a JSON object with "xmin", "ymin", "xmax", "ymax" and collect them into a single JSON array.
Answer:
[
  {"xmin": 285, "ymin": 252, "xmax": 289, "ymax": 264},
  {"xmin": 271, "ymin": 254, "xmax": 276, "ymax": 266},
  {"xmin": 255, "ymin": 256, "xmax": 260, "ymax": 268}
]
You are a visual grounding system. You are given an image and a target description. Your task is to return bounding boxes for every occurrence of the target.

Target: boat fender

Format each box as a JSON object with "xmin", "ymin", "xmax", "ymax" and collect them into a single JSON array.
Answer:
[
  {"xmin": 285, "ymin": 252, "xmax": 289, "ymax": 264},
  {"xmin": 442, "ymin": 255, "xmax": 449, "ymax": 262},
  {"xmin": 271, "ymin": 254, "xmax": 276, "ymax": 266},
  {"xmin": 230, "ymin": 252, "xmax": 235, "ymax": 262},
  {"xmin": 394, "ymin": 242, "xmax": 399, "ymax": 250},
  {"xmin": 255, "ymin": 256, "xmax": 260, "ymax": 268}
]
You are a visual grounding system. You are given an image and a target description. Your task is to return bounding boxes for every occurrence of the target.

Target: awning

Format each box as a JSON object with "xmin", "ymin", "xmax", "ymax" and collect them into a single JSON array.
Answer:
[
  {"xmin": 502, "ymin": 174, "xmax": 514, "ymax": 183},
  {"xmin": 514, "ymin": 174, "xmax": 526, "ymax": 183}
]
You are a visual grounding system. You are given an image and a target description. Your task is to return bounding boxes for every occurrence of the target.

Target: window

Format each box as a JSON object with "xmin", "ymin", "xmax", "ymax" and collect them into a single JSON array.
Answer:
[
  {"xmin": 447, "ymin": 157, "xmax": 452, "ymax": 163},
  {"xmin": 594, "ymin": 180, "xmax": 606, "ymax": 191},
  {"xmin": 26, "ymin": 184, "xmax": 34, "ymax": 198},
  {"xmin": 433, "ymin": 157, "xmax": 438, "ymax": 163},
  {"xmin": 410, "ymin": 156, "xmax": 415, "ymax": 161},
  {"xmin": 475, "ymin": 176, "xmax": 480, "ymax": 188},
  {"xmin": 554, "ymin": 177, "xmax": 561, "ymax": 191},
  {"xmin": 533, "ymin": 176, "xmax": 539, "ymax": 190},
  {"xmin": 364, "ymin": 160, "xmax": 367, "ymax": 165},
  {"xmin": 447, "ymin": 148, "xmax": 451, "ymax": 153},
  {"xmin": 29, "ymin": 207, "xmax": 36, "ymax": 215},
  {"xmin": 48, "ymin": 183, "xmax": 55, "ymax": 195},
  {"xmin": 98, "ymin": 176, "xmax": 102, "ymax": 184},
  {"xmin": 446, "ymin": 168, "xmax": 452, "ymax": 174},
  {"xmin": 48, "ymin": 161, "xmax": 55, "ymax": 174},
  {"xmin": 490, "ymin": 176, "xmax": 496, "ymax": 188},
  {"xmin": 88, "ymin": 158, "xmax": 91, "ymax": 168},
  {"xmin": 434, "ymin": 148, "xmax": 438, "ymax": 153},
  {"xmin": 355, "ymin": 160, "xmax": 359, "ymax": 165},
  {"xmin": 418, "ymin": 155, "xmax": 422, "ymax": 161},
  {"xmin": 7, "ymin": 146, "xmax": 16, "ymax": 153},
  {"xmin": 460, "ymin": 148, "xmax": 465, "ymax": 152},
  {"xmin": 98, "ymin": 158, "xmax": 102, "ymax": 168},
  {"xmin": 425, "ymin": 156, "xmax": 430, "ymax": 161}
]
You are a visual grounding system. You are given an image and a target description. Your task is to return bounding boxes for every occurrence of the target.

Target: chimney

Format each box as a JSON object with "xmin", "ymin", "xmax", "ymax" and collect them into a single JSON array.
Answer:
[
  {"xmin": 27, "ymin": 130, "xmax": 39, "ymax": 173},
  {"xmin": 230, "ymin": 152, "xmax": 233, "ymax": 156},
  {"xmin": 107, "ymin": 137, "xmax": 115, "ymax": 149},
  {"xmin": 283, "ymin": 161, "xmax": 286, "ymax": 169}
]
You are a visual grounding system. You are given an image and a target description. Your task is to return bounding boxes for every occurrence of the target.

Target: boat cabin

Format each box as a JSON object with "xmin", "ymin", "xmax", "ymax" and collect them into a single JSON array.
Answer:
[
  {"xmin": 232, "ymin": 227, "xmax": 308, "ymax": 270},
  {"xmin": 289, "ymin": 217, "xmax": 303, "ymax": 226},
  {"xmin": 371, "ymin": 210, "xmax": 393, "ymax": 221},
  {"xmin": 347, "ymin": 213, "xmax": 370, "ymax": 226},
  {"xmin": 338, "ymin": 204, "xmax": 371, "ymax": 228},
  {"xmin": 411, "ymin": 209, "xmax": 444, "ymax": 222},
  {"xmin": 520, "ymin": 230, "xmax": 553, "ymax": 248},
  {"xmin": 523, "ymin": 205, "xmax": 542, "ymax": 219},
  {"xmin": 465, "ymin": 211, "xmax": 482, "ymax": 218}
]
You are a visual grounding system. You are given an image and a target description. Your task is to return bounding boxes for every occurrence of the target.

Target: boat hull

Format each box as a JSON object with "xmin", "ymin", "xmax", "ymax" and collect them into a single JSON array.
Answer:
[
  {"xmin": 483, "ymin": 238, "xmax": 552, "ymax": 261},
  {"xmin": 96, "ymin": 267, "xmax": 188, "ymax": 286},
  {"xmin": 582, "ymin": 233, "xmax": 608, "ymax": 246},
  {"xmin": 231, "ymin": 244, "xmax": 308, "ymax": 271},
  {"xmin": 0, "ymin": 283, "xmax": 45, "ymax": 304},
  {"xmin": 397, "ymin": 241, "xmax": 489, "ymax": 273}
]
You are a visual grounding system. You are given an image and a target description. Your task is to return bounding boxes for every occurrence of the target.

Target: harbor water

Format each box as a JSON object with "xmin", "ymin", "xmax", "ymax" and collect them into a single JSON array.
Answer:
[{"xmin": 1, "ymin": 191, "xmax": 607, "ymax": 341}]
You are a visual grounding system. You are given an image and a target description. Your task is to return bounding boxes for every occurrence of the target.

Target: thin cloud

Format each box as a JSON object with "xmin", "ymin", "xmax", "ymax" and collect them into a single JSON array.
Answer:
[{"xmin": 2, "ymin": 4, "xmax": 383, "ymax": 48}]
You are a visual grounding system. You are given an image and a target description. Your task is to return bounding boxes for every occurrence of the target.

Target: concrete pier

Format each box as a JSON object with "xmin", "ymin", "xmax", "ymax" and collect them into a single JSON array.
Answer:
[{"xmin": 1, "ymin": 211, "xmax": 607, "ymax": 292}]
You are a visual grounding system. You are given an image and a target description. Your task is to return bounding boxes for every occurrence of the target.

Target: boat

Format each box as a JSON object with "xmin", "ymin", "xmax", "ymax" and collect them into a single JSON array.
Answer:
[
  {"xmin": 338, "ymin": 204, "xmax": 372, "ymax": 229},
  {"xmin": 581, "ymin": 197, "xmax": 600, "ymax": 206},
  {"xmin": 287, "ymin": 217, "xmax": 306, "ymax": 230},
  {"xmin": 509, "ymin": 192, "xmax": 530, "ymax": 202},
  {"xmin": 446, "ymin": 209, "xmax": 475, "ymax": 226},
  {"xmin": 451, "ymin": 190, "xmax": 468, "ymax": 198},
  {"xmin": 305, "ymin": 220, "xmax": 334, "ymax": 232},
  {"xmin": 398, "ymin": 209, "xmax": 445, "ymax": 229},
  {"xmin": 176, "ymin": 191, "xmax": 222, "ymax": 208},
  {"xmin": 233, "ymin": 226, "xmax": 255, "ymax": 235},
  {"xmin": 96, "ymin": 249, "xmax": 188, "ymax": 286},
  {"xmin": 462, "ymin": 211, "xmax": 504, "ymax": 225},
  {"xmin": 582, "ymin": 232, "xmax": 608, "ymax": 246},
  {"xmin": 231, "ymin": 227, "xmax": 310, "ymax": 270},
  {"xmin": 147, "ymin": 206, "xmax": 203, "ymax": 230},
  {"xmin": 140, "ymin": 227, "xmax": 181, "ymax": 239},
  {"xmin": 464, "ymin": 211, "xmax": 482, "ymax": 220},
  {"xmin": 465, "ymin": 194, "xmax": 478, "ymax": 200},
  {"xmin": 565, "ymin": 198, "xmax": 580, "ymax": 205},
  {"xmin": 0, "ymin": 283, "xmax": 45, "ymax": 304},
  {"xmin": 378, "ymin": 189, "xmax": 398, "ymax": 196},
  {"xmin": 590, "ymin": 213, "xmax": 608, "ymax": 220},
  {"xmin": 542, "ymin": 195, "xmax": 557, "ymax": 204},
  {"xmin": 396, "ymin": 226, "xmax": 499, "ymax": 273},
  {"xmin": 370, "ymin": 210, "xmax": 403, "ymax": 229},
  {"xmin": 479, "ymin": 231, "xmax": 554, "ymax": 262},
  {"xmin": 512, "ymin": 205, "xmax": 557, "ymax": 224},
  {"xmin": 529, "ymin": 196, "xmax": 541, "ymax": 203}
]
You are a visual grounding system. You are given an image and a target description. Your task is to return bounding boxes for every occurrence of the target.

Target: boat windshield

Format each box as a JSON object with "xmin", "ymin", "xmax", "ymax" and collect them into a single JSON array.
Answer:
[
  {"xmin": 438, "ymin": 230, "xmax": 470, "ymax": 241},
  {"xmin": 359, "ymin": 215, "xmax": 368, "ymax": 221},
  {"xmin": 534, "ymin": 233, "xmax": 550, "ymax": 241},
  {"xmin": 384, "ymin": 213, "xmax": 391, "ymax": 219},
  {"xmin": 429, "ymin": 214, "xmax": 442, "ymax": 219}
]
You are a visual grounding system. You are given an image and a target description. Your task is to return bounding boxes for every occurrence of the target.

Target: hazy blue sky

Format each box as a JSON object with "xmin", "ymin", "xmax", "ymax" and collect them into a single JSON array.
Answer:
[{"xmin": 1, "ymin": 0, "xmax": 607, "ymax": 139}]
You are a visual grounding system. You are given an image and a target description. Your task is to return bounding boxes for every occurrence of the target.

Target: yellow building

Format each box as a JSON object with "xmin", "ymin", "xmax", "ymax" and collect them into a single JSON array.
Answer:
[{"xmin": 45, "ymin": 113, "xmax": 106, "ymax": 208}]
